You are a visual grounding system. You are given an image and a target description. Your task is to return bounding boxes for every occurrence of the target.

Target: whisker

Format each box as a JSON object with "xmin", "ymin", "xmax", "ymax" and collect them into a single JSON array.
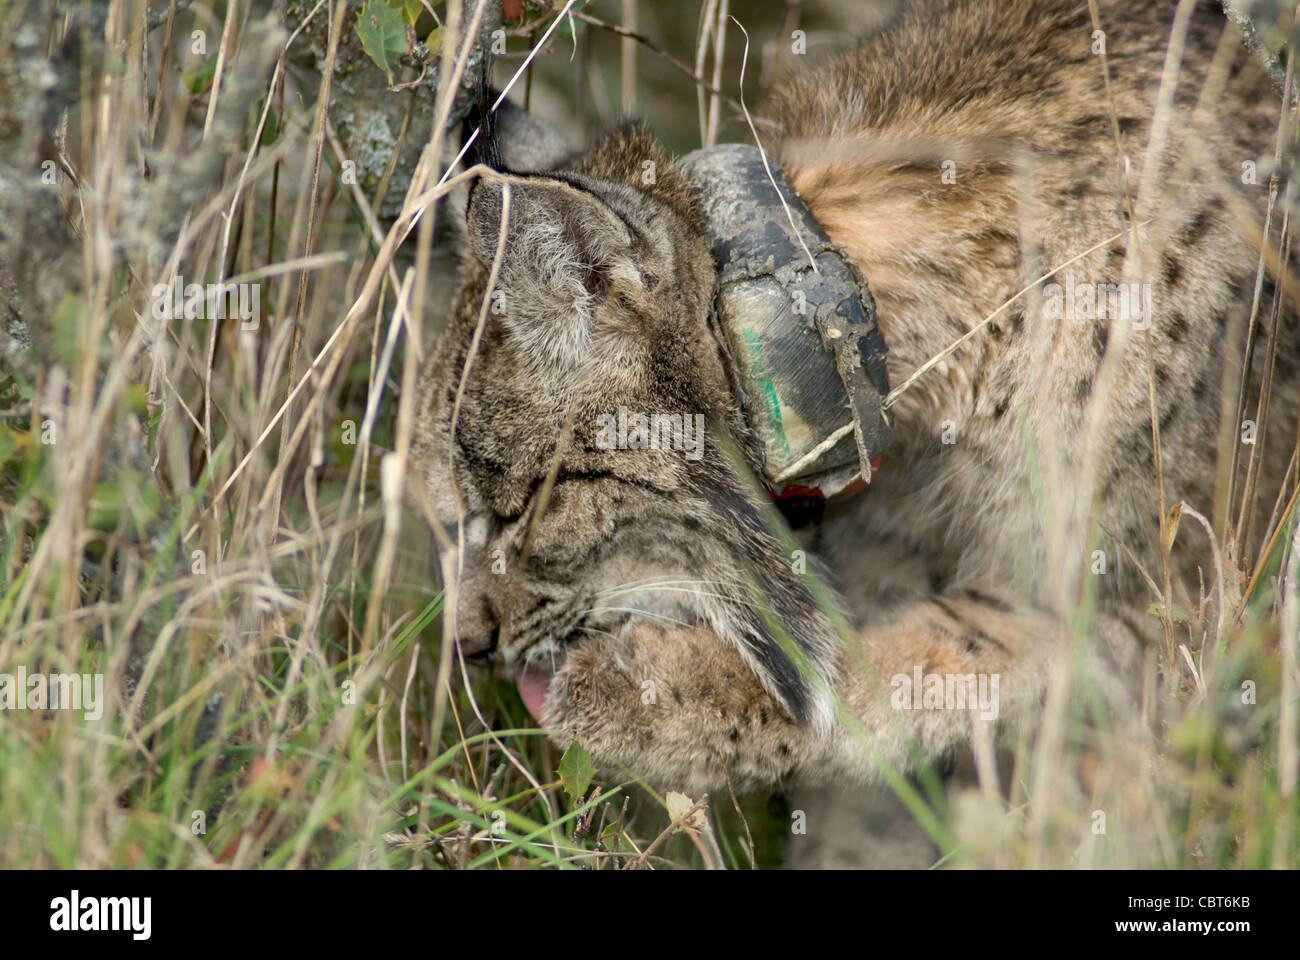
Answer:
[
  {"xmin": 576, "ymin": 606, "xmax": 697, "ymax": 630},
  {"xmin": 590, "ymin": 576, "xmax": 746, "ymax": 599},
  {"xmin": 594, "ymin": 584, "xmax": 760, "ymax": 608},
  {"xmin": 576, "ymin": 625, "xmax": 622, "ymax": 641}
]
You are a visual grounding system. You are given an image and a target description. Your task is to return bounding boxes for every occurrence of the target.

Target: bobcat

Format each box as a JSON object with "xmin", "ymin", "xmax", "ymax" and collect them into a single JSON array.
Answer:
[{"xmin": 413, "ymin": 0, "xmax": 1297, "ymax": 799}]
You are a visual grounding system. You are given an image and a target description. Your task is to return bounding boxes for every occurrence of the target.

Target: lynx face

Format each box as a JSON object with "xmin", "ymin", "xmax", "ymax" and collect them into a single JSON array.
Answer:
[{"xmin": 413, "ymin": 124, "xmax": 843, "ymax": 728}]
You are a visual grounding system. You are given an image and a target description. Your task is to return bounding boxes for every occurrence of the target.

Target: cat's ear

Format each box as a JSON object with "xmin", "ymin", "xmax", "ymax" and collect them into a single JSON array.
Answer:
[
  {"xmin": 575, "ymin": 122, "xmax": 696, "ymax": 223},
  {"xmin": 466, "ymin": 176, "xmax": 632, "ymax": 370}
]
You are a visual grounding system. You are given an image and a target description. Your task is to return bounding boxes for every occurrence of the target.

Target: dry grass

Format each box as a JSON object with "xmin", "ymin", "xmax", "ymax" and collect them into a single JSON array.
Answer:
[{"xmin": 0, "ymin": 0, "xmax": 1296, "ymax": 869}]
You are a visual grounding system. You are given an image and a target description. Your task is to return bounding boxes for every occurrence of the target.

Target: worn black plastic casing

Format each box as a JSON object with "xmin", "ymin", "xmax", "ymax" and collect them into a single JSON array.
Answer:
[{"xmin": 678, "ymin": 144, "xmax": 892, "ymax": 497}]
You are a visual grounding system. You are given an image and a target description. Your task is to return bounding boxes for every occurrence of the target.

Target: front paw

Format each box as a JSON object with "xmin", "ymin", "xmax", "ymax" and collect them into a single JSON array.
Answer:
[{"xmin": 540, "ymin": 622, "xmax": 808, "ymax": 792}]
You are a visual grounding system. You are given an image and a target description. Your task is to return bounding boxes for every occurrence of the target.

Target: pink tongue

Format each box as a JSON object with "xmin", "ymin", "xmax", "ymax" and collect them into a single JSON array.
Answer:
[{"xmin": 516, "ymin": 669, "xmax": 551, "ymax": 722}]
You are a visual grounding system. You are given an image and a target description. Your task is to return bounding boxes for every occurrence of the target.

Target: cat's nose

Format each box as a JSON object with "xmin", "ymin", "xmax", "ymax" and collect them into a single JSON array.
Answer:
[
  {"xmin": 458, "ymin": 625, "xmax": 499, "ymax": 662},
  {"xmin": 455, "ymin": 589, "xmax": 500, "ymax": 661}
]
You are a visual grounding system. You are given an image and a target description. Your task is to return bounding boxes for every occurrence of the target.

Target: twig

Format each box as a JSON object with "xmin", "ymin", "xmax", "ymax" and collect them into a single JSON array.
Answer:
[
  {"xmin": 624, "ymin": 795, "xmax": 711, "ymax": 870},
  {"xmin": 708, "ymin": 0, "xmax": 729, "ymax": 146},
  {"xmin": 573, "ymin": 10, "xmax": 774, "ymax": 129}
]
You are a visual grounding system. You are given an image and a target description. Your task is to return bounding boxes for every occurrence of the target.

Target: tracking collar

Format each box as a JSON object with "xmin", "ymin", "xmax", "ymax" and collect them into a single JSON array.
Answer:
[{"xmin": 678, "ymin": 144, "xmax": 893, "ymax": 502}]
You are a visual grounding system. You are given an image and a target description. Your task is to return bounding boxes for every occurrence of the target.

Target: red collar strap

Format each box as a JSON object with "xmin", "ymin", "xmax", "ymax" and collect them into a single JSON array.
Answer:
[{"xmin": 768, "ymin": 468, "xmax": 874, "ymax": 504}]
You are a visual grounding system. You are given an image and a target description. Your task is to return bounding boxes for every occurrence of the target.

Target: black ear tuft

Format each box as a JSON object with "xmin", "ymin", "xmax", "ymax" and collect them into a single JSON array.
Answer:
[{"xmin": 463, "ymin": 60, "xmax": 504, "ymax": 172}]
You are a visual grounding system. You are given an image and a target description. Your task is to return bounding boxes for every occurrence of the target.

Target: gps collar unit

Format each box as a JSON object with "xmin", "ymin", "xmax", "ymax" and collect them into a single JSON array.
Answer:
[{"xmin": 678, "ymin": 144, "xmax": 893, "ymax": 501}]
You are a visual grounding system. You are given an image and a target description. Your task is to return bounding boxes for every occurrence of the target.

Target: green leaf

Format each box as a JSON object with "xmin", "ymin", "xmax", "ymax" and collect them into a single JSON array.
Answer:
[
  {"xmin": 356, "ymin": 0, "xmax": 408, "ymax": 82},
  {"xmin": 119, "ymin": 383, "xmax": 149, "ymax": 420},
  {"xmin": 1147, "ymin": 601, "xmax": 1190, "ymax": 624},
  {"xmin": 52, "ymin": 293, "xmax": 85, "ymax": 367},
  {"xmin": 552, "ymin": 0, "xmax": 590, "ymax": 41},
  {"xmin": 89, "ymin": 475, "xmax": 161, "ymax": 533},
  {"xmin": 0, "ymin": 425, "xmax": 16, "ymax": 469},
  {"xmin": 183, "ymin": 53, "xmax": 218, "ymax": 94},
  {"xmin": 88, "ymin": 479, "xmax": 125, "ymax": 531},
  {"xmin": 259, "ymin": 107, "xmax": 279, "ymax": 147},
  {"xmin": 425, "ymin": 25, "xmax": 443, "ymax": 56},
  {"xmin": 556, "ymin": 739, "xmax": 595, "ymax": 801},
  {"xmin": 397, "ymin": 0, "xmax": 423, "ymax": 26}
]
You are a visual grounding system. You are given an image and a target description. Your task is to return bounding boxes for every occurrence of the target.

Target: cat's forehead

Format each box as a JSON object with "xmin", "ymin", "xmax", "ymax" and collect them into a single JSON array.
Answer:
[{"xmin": 515, "ymin": 167, "xmax": 706, "ymax": 287}]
